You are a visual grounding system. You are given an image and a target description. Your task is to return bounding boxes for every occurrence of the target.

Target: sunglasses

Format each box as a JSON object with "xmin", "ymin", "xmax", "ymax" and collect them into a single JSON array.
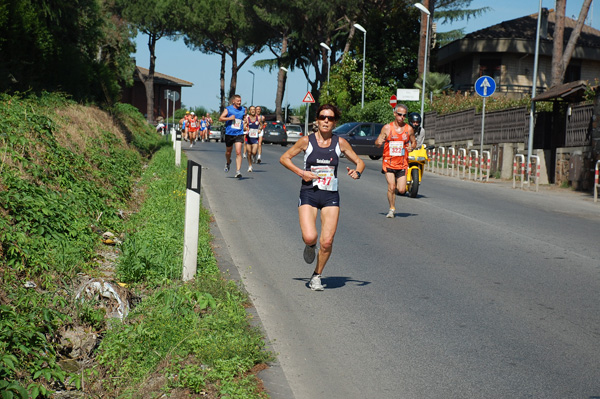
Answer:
[
  {"xmin": 317, "ymin": 115, "xmax": 336, "ymax": 121},
  {"xmin": 395, "ymin": 112, "xmax": 407, "ymax": 117}
]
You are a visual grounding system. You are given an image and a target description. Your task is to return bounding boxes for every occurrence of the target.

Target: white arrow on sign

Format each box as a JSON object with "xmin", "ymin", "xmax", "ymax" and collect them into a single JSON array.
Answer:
[{"xmin": 480, "ymin": 78, "xmax": 491, "ymax": 97}]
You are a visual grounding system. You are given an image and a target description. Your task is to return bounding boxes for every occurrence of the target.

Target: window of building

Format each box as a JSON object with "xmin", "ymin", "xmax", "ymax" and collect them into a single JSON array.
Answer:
[
  {"xmin": 564, "ymin": 63, "xmax": 581, "ymax": 83},
  {"xmin": 479, "ymin": 58, "xmax": 501, "ymax": 82}
]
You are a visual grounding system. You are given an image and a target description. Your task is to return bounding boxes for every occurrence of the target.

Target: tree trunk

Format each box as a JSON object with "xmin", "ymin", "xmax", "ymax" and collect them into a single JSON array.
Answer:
[
  {"xmin": 551, "ymin": 0, "xmax": 566, "ymax": 86},
  {"xmin": 228, "ymin": 40, "xmax": 239, "ymax": 100},
  {"xmin": 219, "ymin": 52, "xmax": 226, "ymax": 113},
  {"xmin": 559, "ymin": 0, "xmax": 593, "ymax": 83},
  {"xmin": 145, "ymin": 33, "xmax": 157, "ymax": 124},
  {"xmin": 275, "ymin": 33, "xmax": 288, "ymax": 122}
]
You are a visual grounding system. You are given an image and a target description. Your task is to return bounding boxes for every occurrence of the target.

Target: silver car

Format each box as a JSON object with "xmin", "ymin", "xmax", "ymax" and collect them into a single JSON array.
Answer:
[{"xmin": 285, "ymin": 124, "xmax": 304, "ymax": 143}]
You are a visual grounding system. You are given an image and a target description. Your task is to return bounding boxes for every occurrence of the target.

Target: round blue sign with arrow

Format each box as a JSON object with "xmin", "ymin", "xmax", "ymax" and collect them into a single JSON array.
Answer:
[{"xmin": 474, "ymin": 75, "xmax": 496, "ymax": 98}]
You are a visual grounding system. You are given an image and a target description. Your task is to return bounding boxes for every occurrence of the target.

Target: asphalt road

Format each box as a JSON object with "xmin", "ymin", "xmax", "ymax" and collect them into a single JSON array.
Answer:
[{"xmin": 184, "ymin": 140, "xmax": 600, "ymax": 399}]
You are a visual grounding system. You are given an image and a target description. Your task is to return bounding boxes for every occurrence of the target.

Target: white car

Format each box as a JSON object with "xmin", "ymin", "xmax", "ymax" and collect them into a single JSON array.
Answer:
[
  {"xmin": 285, "ymin": 124, "xmax": 304, "ymax": 143},
  {"xmin": 208, "ymin": 126, "xmax": 223, "ymax": 142}
]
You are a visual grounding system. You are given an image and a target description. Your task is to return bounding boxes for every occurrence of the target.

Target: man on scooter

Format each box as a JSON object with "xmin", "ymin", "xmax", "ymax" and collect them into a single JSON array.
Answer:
[
  {"xmin": 408, "ymin": 112, "xmax": 425, "ymax": 149},
  {"xmin": 375, "ymin": 104, "xmax": 417, "ymax": 218}
]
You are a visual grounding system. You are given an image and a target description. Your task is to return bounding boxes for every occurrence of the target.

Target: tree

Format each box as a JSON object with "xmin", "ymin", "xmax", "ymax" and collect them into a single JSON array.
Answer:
[
  {"xmin": 551, "ymin": 0, "xmax": 593, "ymax": 86},
  {"xmin": 115, "ymin": 0, "xmax": 181, "ymax": 123},
  {"xmin": 252, "ymin": 0, "xmax": 298, "ymax": 120},
  {"xmin": 0, "ymin": 0, "xmax": 130, "ymax": 103},
  {"xmin": 253, "ymin": 0, "xmax": 367, "ymax": 119},
  {"xmin": 414, "ymin": 71, "xmax": 452, "ymax": 94},
  {"xmin": 183, "ymin": 0, "xmax": 268, "ymax": 112},
  {"xmin": 320, "ymin": 56, "xmax": 390, "ymax": 115}
]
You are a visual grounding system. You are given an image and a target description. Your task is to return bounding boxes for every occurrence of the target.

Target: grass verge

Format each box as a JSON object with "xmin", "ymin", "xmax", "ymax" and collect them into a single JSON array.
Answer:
[{"xmin": 0, "ymin": 92, "xmax": 273, "ymax": 398}]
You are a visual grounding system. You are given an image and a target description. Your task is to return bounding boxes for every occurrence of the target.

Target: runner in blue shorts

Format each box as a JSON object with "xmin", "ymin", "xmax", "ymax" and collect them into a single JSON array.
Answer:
[
  {"xmin": 280, "ymin": 104, "xmax": 365, "ymax": 291},
  {"xmin": 244, "ymin": 106, "xmax": 260, "ymax": 172}
]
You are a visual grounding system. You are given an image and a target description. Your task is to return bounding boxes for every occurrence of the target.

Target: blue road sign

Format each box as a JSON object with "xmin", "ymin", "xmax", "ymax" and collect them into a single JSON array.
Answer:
[{"xmin": 475, "ymin": 76, "xmax": 496, "ymax": 97}]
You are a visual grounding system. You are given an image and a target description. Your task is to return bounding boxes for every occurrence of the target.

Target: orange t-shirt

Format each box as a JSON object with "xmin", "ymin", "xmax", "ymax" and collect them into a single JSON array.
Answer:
[
  {"xmin": 382, "ymin": 122, "xmax": 411, "ymax": 171},
  {"xmin": 188, "ymin": 116, "xmax": 199, "ymax": 132}
]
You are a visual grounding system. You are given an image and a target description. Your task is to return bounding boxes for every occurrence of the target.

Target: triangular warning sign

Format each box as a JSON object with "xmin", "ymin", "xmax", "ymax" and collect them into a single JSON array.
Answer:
[{"xmin": 302, "ymin": 91, "xmax": 315, "ymax": 103}]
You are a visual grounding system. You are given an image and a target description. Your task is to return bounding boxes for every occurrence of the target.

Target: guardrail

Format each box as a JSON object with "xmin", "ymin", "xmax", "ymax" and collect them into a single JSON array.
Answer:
[
  {"xmin": 595, "ymin": 160, "xmax": 599, "ymax": 203},
  {"xmin": 458, "ymin": 148, "xmax": 467, "ymax": 179},
  {"xmin": 513, "ymin": 154, "xmax": 525, "ymax": 189},
  {"xmin": 468, "ymin": 150, "xmax": 478, "ymax": 180},
  {"xmin": 448, "ymin": 147, "xmax": 456, "ymax": 177},
  {"xmin": 427, "ymin": 148, "xmax": 437, "ymax": 173},
  {"xmin": 481, "ymin": 151, "xmax": 491, "ymax": 182},
  {"xmin": 528, "ymin": 155, "xmax": 540, "ymax": 192},
  {"xmin": 437, "ymin": 147, "xmax": 446, "ymax": 175}
]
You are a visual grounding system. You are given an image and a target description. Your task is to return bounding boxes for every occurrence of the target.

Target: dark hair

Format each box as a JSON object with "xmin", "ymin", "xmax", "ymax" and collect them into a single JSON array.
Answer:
[{"xmin": 316, "ymin": 104, "xmax": 341, "ymax": 121}]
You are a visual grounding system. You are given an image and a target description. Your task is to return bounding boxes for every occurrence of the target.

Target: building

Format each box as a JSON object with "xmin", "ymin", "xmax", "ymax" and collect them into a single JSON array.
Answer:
[
  {"xmin": 121, "ymin": 66, "xmax": 193, "ymax": 122},
  {"xmin": 436, "ymin": 9, "xmax": 600, "ymax": 97}
]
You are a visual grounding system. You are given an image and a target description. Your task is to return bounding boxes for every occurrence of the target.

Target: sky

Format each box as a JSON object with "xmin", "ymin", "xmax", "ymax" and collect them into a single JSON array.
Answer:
[{"xmin": 133, "ymin": 0, "xmax": 599, "ymax": 113}]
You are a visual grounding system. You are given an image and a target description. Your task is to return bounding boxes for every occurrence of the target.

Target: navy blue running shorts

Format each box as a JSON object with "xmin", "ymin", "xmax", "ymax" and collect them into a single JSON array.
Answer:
[{"xmin": 298, "ymin": 187, "xmax": 340, "ymax": 209}]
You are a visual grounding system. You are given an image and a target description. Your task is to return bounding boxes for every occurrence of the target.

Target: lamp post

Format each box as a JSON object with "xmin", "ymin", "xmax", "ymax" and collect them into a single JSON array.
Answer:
[
  {"xmin": 527, "ymin": 0, "xmax": 543, "ymax": 181},
  {"xmin": 414, "ymin": 3, "xmax": 430, "ymax": 119},
  {"xmin": 320, "ymin": 42, "xmax": 331, "ymax": 95},
  {"xmin": 248, "ymin": 70, "xmax": 255, "ymax": 105},
  {"xmin": 280, "ymin": 66, "xmax": 288, "ymax": 123},
  {"xmin": 353, "ymin": 23, "xmax": 366, "ymax": 108}
]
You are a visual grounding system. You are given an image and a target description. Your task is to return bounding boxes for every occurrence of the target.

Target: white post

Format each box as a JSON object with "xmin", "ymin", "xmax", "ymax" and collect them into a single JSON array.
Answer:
[
  {"xmin": 183, "ymin": 160, "xmax": 201, "ymax": 281},
  {"xmin": 320, "ymin": 42, "xmax": 331, "ymax": 96},
  {"xmin": 414, "ymin": 3, "xmax": 431, "ymax": 119},
  {"xmin": 480, "ymin": 96, "xmax": 486, "ymax": 180},
  {"xmin": 175, "ymin": 129, "xmax": 182, "ymax": 167},
  {"xmin": 248, "ymin": 71, "xmax": 255, "ymax": 105},
  {"xmin": 527, "ymin": 0, "xmax": 543, "ymax": 181},
  {"xmin": 354, "ymin": 24, "xmax": 367, "ymax": 108},
  {"xmin": 165, "ymin": 90, "xmax": 169, "ymax": 135},
  {"xmin": 280, "ymin": 66, "xmax": 288, "ymax": 123}
]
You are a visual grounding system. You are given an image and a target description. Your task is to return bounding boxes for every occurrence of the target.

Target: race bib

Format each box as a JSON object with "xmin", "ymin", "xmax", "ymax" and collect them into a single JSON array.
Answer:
[
  {"xmin": 389, "ymin": 140, "xmax": 405, "ymax": 157},
  {"xmin": 248, "ymin": 129, "xmax": 259, "ymax": 138},
  {"xmin": 311, "ymin": 165, "xmax": 338, "ymax": 191},
  {"xmin": 232, "ymin": 118, "xmax": 242, "ymax": 130}
]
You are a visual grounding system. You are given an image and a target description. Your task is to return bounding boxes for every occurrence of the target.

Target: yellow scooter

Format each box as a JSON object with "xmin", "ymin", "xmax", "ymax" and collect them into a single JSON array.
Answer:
[{"xmin": 406, "ymin": 145, "xmax": 434, "ymax": 198}]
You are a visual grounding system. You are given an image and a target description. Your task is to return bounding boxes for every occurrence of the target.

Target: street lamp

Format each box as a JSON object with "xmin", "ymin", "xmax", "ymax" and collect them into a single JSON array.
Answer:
[
  {"xmin": 414, "ymin": 3, "xmax": 430, "ymax": 119},
  {"xmin": 280, "ymin": 66, "xmax": 289, "ymax": 123},
  {"xmin": 527, "ymin": 0, "xmax": 543, "ymax": 181},
  {"xmin": 320, "ymin": 42, "xmax": 331, "ymax": 95},
  {"xmin": 248, "ymin": 70, "xmax": 255, "ymax": 105},
  {"xmin": 353, "ymin": 23, "xmax": 366, "ymax": 108}
]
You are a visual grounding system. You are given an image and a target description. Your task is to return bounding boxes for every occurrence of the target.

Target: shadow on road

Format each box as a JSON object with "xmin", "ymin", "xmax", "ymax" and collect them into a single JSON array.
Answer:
[{"xmin": 293, "ymin": 276, "xmax": 371, "ymax": 290}]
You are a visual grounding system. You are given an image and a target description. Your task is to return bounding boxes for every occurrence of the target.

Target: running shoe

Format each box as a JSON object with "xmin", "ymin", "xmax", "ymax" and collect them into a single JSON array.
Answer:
[
  {"xmin": 224, "ymin": 163, "xmax": 230, "ymax": 173},
  {"xmin": 303, "ymin": 244, "xmax": 316, "ymax": 264},
  {"xmin": 386, "ymin": 209, "xmax": 395, "ymax": 218},
  {"xmin": 190, "ymin": 142, "xmax": 193, "ymax": 148},
  {"xmin": 243, "ymin": 153, "xmax": 247, "ymax": 159},
  {"xmin": 309, "ymin": 274, "xmax": 324, "ymax": 291},
  {"xmin": 248, "ymin": 166, "xmax": 253, "ymax": 173},
  {"xmin": 257, "ymin": 155, "xmax": 262, "ymax": 164},
  {"xmin": 235, "ymin": 171, "xmax": 242, "ymax": 179}
]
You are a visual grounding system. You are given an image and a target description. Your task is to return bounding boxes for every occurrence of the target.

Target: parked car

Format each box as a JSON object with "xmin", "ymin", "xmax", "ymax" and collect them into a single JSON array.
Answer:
[
  {"xmin": 209, "ymin": 125, "xmax": 224, "ymax": 142},
  {"xmin": 285, "ymin": 124, "xmax": 303, "ymax": 143},
  {"xmin": 263, "ymin": 121, "xmax": 288, "ymax": 146},
  {"xmin": 333, "ymin": 122, "xmax": 385, "ymax": 160}
]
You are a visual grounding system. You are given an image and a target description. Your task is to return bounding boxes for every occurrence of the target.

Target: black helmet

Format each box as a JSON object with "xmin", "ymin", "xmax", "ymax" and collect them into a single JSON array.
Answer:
[{"xmin": 408, "ymin": 112, "xmax": 422, "ymax": 134}]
